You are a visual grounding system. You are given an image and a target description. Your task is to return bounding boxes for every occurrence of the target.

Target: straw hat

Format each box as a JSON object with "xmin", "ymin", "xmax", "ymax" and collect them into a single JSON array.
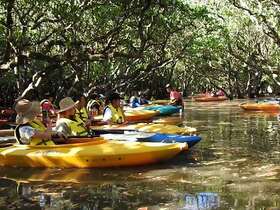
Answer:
[
  {"xmin": 15, "ymin": 99, "xmax": 41, "ymax": 124},
  {"xmin": 57, "ymin": 97, "xmax": 78, "ymax": 113}
]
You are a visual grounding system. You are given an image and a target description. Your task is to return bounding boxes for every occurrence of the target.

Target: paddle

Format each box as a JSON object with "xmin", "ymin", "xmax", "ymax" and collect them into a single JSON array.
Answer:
[
  {"xmin": 0, "ymin": 143, "xmax": 14, "ymax": 148},
  {"xmin": 0, "ymin": 127, "xmax": 127, "ymax": 138},
  {"xmin": 0, "ymin": 129, "xmax": 134, "ymax": 146},
  {"xmin": 0, "ymin": 135, "xmax": 104, "ymax": 146},
  {"xmin": 67, "ymin": 135, "xmax": 100, "ymax": 138},
  {"xmin": 0, "ymin": 137, "xmax": 16, "ymax": 144},
  {"xmin": 91, "ymin": 129, "xmax": 127, "ymax": 135},
  {"xmin": 52, "ymin": 133, "xmax": 107, "ymax": 144},
  {"xmin": 100, "ymin": 132, "xmax": 156, "ymax": 142}
]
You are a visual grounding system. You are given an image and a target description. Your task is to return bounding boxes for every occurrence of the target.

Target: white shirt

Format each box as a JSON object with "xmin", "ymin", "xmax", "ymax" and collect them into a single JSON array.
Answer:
[
  {"xmin": 18, "ymin": 125, "xmax": 36, "ymax": 144},
  {"xmin": 103, "ymin": 108, "xmax": 112, "ymax": 122}
]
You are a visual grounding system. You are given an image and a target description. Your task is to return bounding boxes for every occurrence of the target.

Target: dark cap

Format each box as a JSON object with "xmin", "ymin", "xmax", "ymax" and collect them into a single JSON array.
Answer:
[{"xmin": 108, "ymin": 92, "xmax": 123, "ymax": 102}]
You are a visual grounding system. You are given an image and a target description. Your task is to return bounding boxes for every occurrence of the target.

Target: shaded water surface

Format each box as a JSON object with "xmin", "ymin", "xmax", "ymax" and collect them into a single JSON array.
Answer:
[{"xmin": 0, "ymin": 100, "xmax": 280, "ymax": 210}]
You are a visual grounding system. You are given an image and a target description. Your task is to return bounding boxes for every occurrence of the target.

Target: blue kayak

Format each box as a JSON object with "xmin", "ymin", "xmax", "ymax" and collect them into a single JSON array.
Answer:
[
  {"xmin": 101, "ymin": 132, "xmax": 201, "ymax": 148},
  {"xmin": 140, "ymin": 133, "xmax": 201, "ymax": 148},
  {"xmin": 144, "ymin": 105, "xmax": 180, "ymax": 116}
]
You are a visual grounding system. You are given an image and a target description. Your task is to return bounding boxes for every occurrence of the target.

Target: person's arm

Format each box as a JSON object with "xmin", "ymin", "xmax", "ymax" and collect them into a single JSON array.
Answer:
[
  {"xmin": 34, "ymin": 130, "xmax": 53, "ymax": 139},
  {"xmin": 134, "ymin": 101, "xmax": 141, "ymax": 107},
  {"xmin": 55, "ymin": 121, "xmax": 72, "ymax": 137},
  {"xmin": 121, "ymin": 108, "xmax": 128, "ymax": 124},
  {"xmin": 49, "ymin": 125, "xmax": 67, "ymax": 143},
  {"xmin": 169, "ymin": 91, "xmax": 173, "ymax": 99},
  {"xmin": 143, "ymin": 99, "xmax": 149, "ymax": 104}
]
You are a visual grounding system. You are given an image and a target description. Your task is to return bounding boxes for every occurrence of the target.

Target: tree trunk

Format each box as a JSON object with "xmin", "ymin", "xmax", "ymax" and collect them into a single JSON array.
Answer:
[{"xmin": 3, "ymin": 0, "xmax": 15, "ymax": 63}]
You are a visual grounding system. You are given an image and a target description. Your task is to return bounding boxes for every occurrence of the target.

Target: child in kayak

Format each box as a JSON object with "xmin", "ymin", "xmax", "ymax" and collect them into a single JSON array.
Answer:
[
  {"xmin": 103, "ymin": 92, "xmax": 127, "ymax": 124},
  {"xmin": 14, "ymin": 99, "xmax": 65, "ymax": 145},
  {"xmin": 56, "ymin": 97, "xmax": 89, "ymax": 137}
]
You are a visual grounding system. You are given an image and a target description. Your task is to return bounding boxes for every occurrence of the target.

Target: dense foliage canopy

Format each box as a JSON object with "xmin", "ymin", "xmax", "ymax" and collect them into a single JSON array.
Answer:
[{"xmin": 0, "ymin": 0, "xmax": 279, "ymax": 106}]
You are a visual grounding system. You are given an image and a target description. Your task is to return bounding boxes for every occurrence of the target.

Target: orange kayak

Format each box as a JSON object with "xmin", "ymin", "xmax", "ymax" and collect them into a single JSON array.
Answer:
[
  {"xmin": 94, "ymin": 110, "xmax": 159, "ymax": 123},
  {"xmin": 240, "ymin": 102, "xmax": 280, "ymax": 111},
  {"xmin": 194, "ymin": 96, "xmax": 227, "ymax": 102},
  {"xmin": 191, "ymin": 94, "xmax": 207, "ymax": 99},
  {"xmin": 152, "ymin": 116, "xmax": 184, "ymax": 125},
  {"xmin": 1, "ymin": 109, "xmax": 16, "ymax": 117},
  {"xmin": 125, "ymin": 110, "xmax": 160, "ymax": 122},
  {"xmin": 0, "ymin": 129, "xmax": 13, "ymax": 137}
]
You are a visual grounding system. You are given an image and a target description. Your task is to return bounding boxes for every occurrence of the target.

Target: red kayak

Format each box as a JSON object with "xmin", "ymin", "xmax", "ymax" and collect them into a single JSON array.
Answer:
[
  {"xmin": 194, "ymin": 96, "xmax": 227, "ymax": 102},
  {"xmin": 0, "ymin": 119, "xmax": 8, "ymax": 127},
  {"xmin": 1, "ymin": 109, "xmax": 16, "ymax": 117}
]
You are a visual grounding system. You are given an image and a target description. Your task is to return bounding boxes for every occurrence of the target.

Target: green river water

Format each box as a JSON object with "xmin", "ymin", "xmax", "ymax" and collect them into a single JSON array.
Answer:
[{"xmin": 0, "ymin": 99, "xmax": 279, "ymax": 210}]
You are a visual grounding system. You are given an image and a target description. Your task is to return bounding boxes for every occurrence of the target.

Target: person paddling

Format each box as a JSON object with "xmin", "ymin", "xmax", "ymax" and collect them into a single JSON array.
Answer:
[
  {"xmin": 129, "ymin": 91, "xmax": 141, "ymax": 108},
  {"xmin": 165, "ymin": 84, "xmax": 184, "ymax": 108},
  {"xmin": 138, "ymin": 91, "xmax": 150, "ymax": 105},
  {"xmin": 14, "ymin": 99, "xmax": 66, "ymax": 145},
  {"xmin": 103, "ymin": 92, "xmax": 127, "ymax": 124},
  {"xmin": 56, "ymin": 97, "xmax": 89, "ymax": 137}
]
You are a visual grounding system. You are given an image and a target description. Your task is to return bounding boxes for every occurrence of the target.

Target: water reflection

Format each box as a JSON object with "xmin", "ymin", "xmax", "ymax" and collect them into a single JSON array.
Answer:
[
  {"xmin": 5, "ymin": 179, "xmax": 223, "ymax": 210},
  {"xmin": 17, "ymin": 183, "xmax": 54, "ymax": 209},
  {"xmin": 182, "ymin": 192, "xmax": 220, "ymax": 210},
  {"xmin": 39, "ymin": 194, "xmax": 52, "ymax": 209},
  {"xmin": 0, "ymin": 100, "xmax": 280, "ymax": 210}
]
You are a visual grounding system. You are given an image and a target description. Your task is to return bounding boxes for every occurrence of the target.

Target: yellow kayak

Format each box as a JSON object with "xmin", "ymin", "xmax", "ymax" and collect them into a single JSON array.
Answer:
[
  {"xmin": 240, "ymin": 102, "xmax": 280, "ymax": 111},
  {"xmin": 91, "ymin": 123, "xmax": 197, "ymax": 135},
  {"xmin": 0, "ymin": 137, "xmax": 187, "ymax": 168}
]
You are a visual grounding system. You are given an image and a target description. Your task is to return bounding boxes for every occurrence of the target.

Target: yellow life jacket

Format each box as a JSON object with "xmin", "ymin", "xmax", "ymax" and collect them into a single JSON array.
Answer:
[
  {"xmin": 105, "ymin": 104, "xmax": 125, "ymax": 124},
  {"xmin": 75, "ymin": 107, "xmax": 88, "ymax": 123},
  {"xmin": 15, "ymin": 119, "xmax": 55, "ymax": 146},
  {"xmin": 57, "ymin": 118, "xmax": 88, "ymax": 136}
]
